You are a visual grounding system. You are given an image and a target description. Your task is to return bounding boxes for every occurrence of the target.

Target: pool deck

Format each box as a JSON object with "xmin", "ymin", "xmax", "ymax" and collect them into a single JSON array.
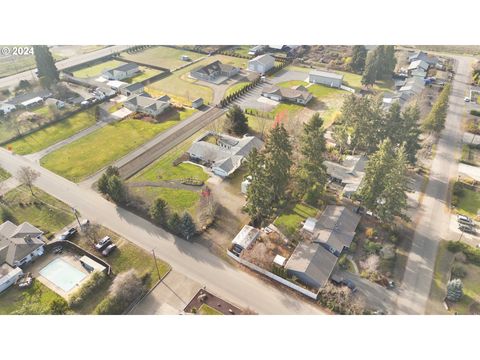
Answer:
[{"xmin": 27, "ymin": 251, "xmax": 92, "ymax": 299}]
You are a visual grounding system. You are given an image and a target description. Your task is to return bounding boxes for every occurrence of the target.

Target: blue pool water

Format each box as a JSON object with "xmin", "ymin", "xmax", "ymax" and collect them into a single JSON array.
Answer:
[{"xmin": 39, "ymin": 258, "xmax": 87, "ymax": 292}]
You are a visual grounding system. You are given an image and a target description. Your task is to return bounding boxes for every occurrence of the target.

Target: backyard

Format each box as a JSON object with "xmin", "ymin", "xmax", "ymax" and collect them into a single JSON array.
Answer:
[
  {"xmin": 125, "ymin": 66, "xmax": 163, "ymax": 83},
  {"xmin": 41, "ymin": 117, "xmax": 183, "ymax": 182},
  {"xmin": 7, "ymin": 108, "xmax": 97, "ymax": 155},
  {"xmin": 1, "ymin": 185, "xmax": 75, "ymax": 239},
  {"xmin": 72, "ymin": 59, "xmax": 126, "ymax": 78},
  {"xmin": 146, "ymin": 54, "xmax": 248, "ymax": 106},
  {"xmin": 274, "ymin": 203, "xmax": 319, "ymax": 236},
  {"xmin": 120, "ymin": 46, "xmax": 204, "ymax": 70}
]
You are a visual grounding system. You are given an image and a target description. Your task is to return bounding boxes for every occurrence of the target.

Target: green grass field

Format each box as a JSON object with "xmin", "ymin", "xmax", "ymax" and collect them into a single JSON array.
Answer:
[
  {"xmin": 8, "ymin": 109, "xmax": 97, "ymax": 155},
  {"xmin": 146, "ymin": 54, "xmax": 248, "ymax": 106},
  {"xmin": 274, "ymin": 203, "xmax": 319, "ymax": 236},
  {"xmin": 198, "ymin": 303, "xmax": 223, "ymax": 315},
  {"xmin": 225, "ymin": 81, "xmax": 251, "ymax": 98},
  {"xmin": 455, "ymin": 183, "xmax": 480, "ymax": 218},
  {"xmin": 72, "ymin": 59, "xmax": 126, "ymax": 78},
  {"xmin": 120, "ymin": 46, "xmax": 204, "ymax": 70},
  {"xmin": 1, "ymin": 185, "xmax": 75, "ymax": 238},
  {"xmin": 125, "ymin": 66, "xmax": 162, "ymax": 83},
  {"xmin": 0, "ymin": 167, "xmax": 10, "ymax": 181},
  {"xmin": 132, "ymin": 186, "xmax": 200, "ymax": 215},
  {"xmin": 41, "ymin": 118, "xmax": 179, "ymax": 182}
]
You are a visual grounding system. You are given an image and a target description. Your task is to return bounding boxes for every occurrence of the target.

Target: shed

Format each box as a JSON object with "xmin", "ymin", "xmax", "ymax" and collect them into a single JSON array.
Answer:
[
  {"xmin": 79, "ymin": 256, "xmax": 106, "ymax": 273},
  {"xmin": 302, "ymin": 217, "xmax": 318, "ymax": 233},
  {"xmin": 21, "ymin": 96, "xmax": 44, "ymax": 108},
  {"xmin": 273, "ymin": 254, "xmax": 287, "ymax": 267},
  {"xmin": 231, "ymin": 225, "xmax": 260, "ymax": 251},
  {"xmin": 192, "ymin": 97, "xmax": 204, "ymax": 109}
]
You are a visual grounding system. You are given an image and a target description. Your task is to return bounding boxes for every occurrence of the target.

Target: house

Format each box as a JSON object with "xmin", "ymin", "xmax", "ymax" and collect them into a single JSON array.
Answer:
[
  {"xmin": 120, "ymin": 82, "xmax": 144, "ymax": 97},
  {"xmin": 190, "ymin": 60, "xmax": 240, "ymax": 83},
  {"xmin": 7, "ymin": 89, "xmax": 52, "ymax": 107},
  {"xmin": 102, "ymin": 63, "xmax": 139, "ymax": 81},
  {"xmin": 0, "ymin": 221, "xmax": 46, "ymax": 268},
  {"xmin": 399, "ymin": 76, "xmax": 425, "ymax": 97},
  {"xmin": 0, "ymin": 102, "xmax": 16, "ymax": 115},
  {"xmin": 408, "ymin": 60, "xmax": 429, "ymax": 73},
  {"xmin": 410, "ymin": 68, "xmax": 427, "ymax": 78},
  {"xmin": 285, "ymin": 206, "xmax": 360, "ymax": 289},
  {"xmin": 187, "ymin": 131, "xmax": 264, "ymax": 177},
  {"xmin": 325, "ymin": 155, "xmax": 367, "ymax": 198},
  {"xmin": 248, "ymin": 45, "xmax": 267, "ymax": 56},
  {"xmin": 309, "ymin": 70, "xmax": 343, "ymax": 88},
  {"xmin": 124, "ymin": 93, "xmax": 170, "ymax": 117},
  {"xmin": 261, "ymin": 85, "xmax": 312, "ymax": 105},
  {"xmin": 0, "ymin": 263, "xmax": 23, "ymax": 294},
  {"xmin": 408, "ymin": 51, "xmax": 438, "ymax": 66},
  {"xmin": 248, "ymin": 54, "xmax": 275, "ymax": 74},
  {"xmin": 191, "ymin": 97, "xmax": 204, "ymax": 109}
]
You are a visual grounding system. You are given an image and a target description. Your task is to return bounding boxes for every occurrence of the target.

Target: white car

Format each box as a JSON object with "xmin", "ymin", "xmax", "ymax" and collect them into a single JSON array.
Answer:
[
  {"xmin": 464, "ymin": 97, "xmax": 470, "ymax": 102},
  {"xmin": 457, "ymin": 214, "xmax": 474, "ymax": 225}
]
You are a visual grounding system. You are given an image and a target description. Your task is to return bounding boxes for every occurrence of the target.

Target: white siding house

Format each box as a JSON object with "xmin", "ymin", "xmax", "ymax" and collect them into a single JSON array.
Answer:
[
  {"xmin": 309, "ymin": 70, "xmax": 343, "ymax": 88},
  {"xmin": 248, "ymin": 54, "xmax": 275, "ymax": 74},
  {"xmin": 102, "ymin": 63, "xmax": 139, "ymax": 81},
  {"xmin": 0, "ymin": 264, "xmax": 23, "ymax": 294}
]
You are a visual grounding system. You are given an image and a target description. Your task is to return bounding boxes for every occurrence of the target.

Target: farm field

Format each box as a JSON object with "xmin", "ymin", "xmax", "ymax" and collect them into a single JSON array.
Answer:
[{"xmin": 120, "ymin": 46, "xmax": 204, "ymax": 70}]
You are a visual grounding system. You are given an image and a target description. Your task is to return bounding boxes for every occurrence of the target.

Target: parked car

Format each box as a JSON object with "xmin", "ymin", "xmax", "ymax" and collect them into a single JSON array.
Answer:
[
  {"xmin": 102, "ymin": 243, "xmax": 117, "ymax": 256},
  {"xmin": 459, "ymin": 224, "xmax": 476, "ymax": 234},
  {"xmin": 457, "ymin": 214, "xmax": 474, "ymax": 225},
  {"xmin": 95, "ymin": 236, "xmax": 111, "ymax": 251},
  {"xmin": 58, "ymin": 227, "xmax": 77, "ymax": 241},
  {"xmin": 464, "ymin": 97, "xmax": 470, "ymax": 102}
]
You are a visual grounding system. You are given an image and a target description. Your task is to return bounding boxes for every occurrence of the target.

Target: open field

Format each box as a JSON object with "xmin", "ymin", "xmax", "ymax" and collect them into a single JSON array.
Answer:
[
  {"xmin": 120, "ymin": 46, "xmax": 204, "ymax": 70},
  {"xmin": 453, "ymin": 182, "xmax": 480, "ymax": 218},
  {"xmin": 7, "ymin": 109, "xmax": 97, "ymax": 155},
  {"xmin": 41, "ymin": 118, "xmax": 180, "ymax": 182},
  {"xmin": 231, "ymin": 45, "xmax": 253, "ymax": 57},
  {"xmin": 0, "ymin": 280, "xmax": 65, "ymax": 315},
  {"xmin": 125, "ymin": 66, "xmax": 163, "ymax": 83},
  {"xmin": 274, "ymin": 203, "xmax": 319, "ymax": 236},
  {"xmin": 132, "ymin": 186, "xmax": 200, "ymax": 215},
  {"xmin": 1, "ymin": 185, "xmax": 75, "ymax": 238},
  {"xmin": 146, "ymin": 54, "xmax": 248, "ymax": 106},
  {"xmin": 72, "ymin": 59, "xmax": 126, "ymax": 78}
]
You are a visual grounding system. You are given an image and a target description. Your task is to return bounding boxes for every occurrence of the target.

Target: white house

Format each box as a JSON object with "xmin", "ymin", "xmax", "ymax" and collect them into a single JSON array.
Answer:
[
  {"xmin": 0, "ymin": 221, "xmax": 46, "ymax": 268},
  {"xmin": 124, "ymin": 93, "xmax": 170, "ymax": 117},
  {"xmin": 248, "ymin": 54, "xmax": 275, "ymax": 74},
  {"xmin": 0, "ymin": 264, "xmax": 23, "ymax": 294},
  {"xmin": 102, "ymin": 63, "xmax": 139, "ymax": 81},
  {"xmin": 309, "ymin": 70, "xmax": 343, "ymax": 88}
]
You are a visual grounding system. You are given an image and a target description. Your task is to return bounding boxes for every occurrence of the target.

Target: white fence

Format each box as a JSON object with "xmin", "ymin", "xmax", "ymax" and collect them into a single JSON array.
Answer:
[
  {"xmin": 340, "ymin": 84, "xmax": 356, "ymax": 93},
  {"xmin": 227, "ymin": 251, "xmax": 319, "ymax": 300}
]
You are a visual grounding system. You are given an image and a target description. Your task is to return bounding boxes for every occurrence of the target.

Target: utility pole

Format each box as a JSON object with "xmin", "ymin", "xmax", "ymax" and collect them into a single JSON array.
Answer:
[
  {"xmin": 72, "ymin": 207, "xmax": 81, "ymax": 228},
  {"xmin": 152, "ymin": 249, "xmax": 161, "ymax": 280}
]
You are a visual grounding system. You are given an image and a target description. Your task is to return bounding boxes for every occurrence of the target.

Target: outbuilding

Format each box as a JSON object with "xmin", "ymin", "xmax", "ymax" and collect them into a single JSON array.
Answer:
[
  {"xmin": 309, "ymin": 70, "xmax": 343, "ymax": 88},
  {"xmin": 248, "ymin": 54, "xmax": 275, "ymax": 74}
]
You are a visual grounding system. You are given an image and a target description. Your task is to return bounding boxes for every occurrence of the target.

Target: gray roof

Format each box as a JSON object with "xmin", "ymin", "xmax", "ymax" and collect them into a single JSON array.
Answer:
[
  {"xmin": 109, "ymin": 63, "xmax": 139, "ymax": 73},
  {"xmin": 124, "ymin": 94, "xmax": 170, "ymax": 113},
  {"xmin": 122, "ymin": 82, "xmax": 144, "ymax": 92},
  {"xmin": 188, "ymin": 131, "xmax": 264, "ymax": 176},
  {"xmin": 312, "ymin": 206, "xmax": 361, "ymax": 254},
  {"xmin": 325, "ymin": 155, "xmax": 366, "ymax": 186},
  {"xmin": 0, "ymin": 221, "xmax": 44, "ymax": 267},
  {"xmin": 191, "ymin": 60, "xmax": 237, "ymax": 77},
  {"xmin": 249, "ymin": 54, "xmax": 275, "ymax": 66},
  {"xmin": 262, "ymin": 85, "xmax": 312, "ymax": 102},
  {"xmin": 8, "ymin": 90, "xmax": 52, "ymax": 106},
  {"xmin": 309, "ymin": 69, "xmax": 344, "ymax": 81},
  {"xmin": 408, "ymin": 60, "xmax": 429, "ymax": 71},
  {"xmin": 285, "ymin": 242, "xmax": 338, "ymax": 288}
]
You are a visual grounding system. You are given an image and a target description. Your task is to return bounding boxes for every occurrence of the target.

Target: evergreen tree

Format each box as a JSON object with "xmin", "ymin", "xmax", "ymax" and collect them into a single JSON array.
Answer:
[
  {"xmin": 180, "ymin": 212, "xmax": 196, "ymax": 240},
  {"xmin": 244, "ymin": 148, "xmax": 275, "ymax": 226},
  {"xmin": 422, "ymin": 84, "xmax": 451, "ymax": 133},
  {"xmin": 223, "ymin": 105, "xmax": 249, "ymax": 136},
  {"xmin": 350, "ymin": 45, "xmax": 367, "ymax": 73},
  {"xmin": 401, "ymin": 104, "xmax": 421, "ymax": 165},
  {"xmin": 362, "ymin": 51, "xmax": 378, "ymax": 86},
  {"xmin": 98, "ymin": 173, "xmax": 110, "ymax": 194},
  {"xmin": 263, "ymin": 123, "xmax": 292, "ymax": 204},
  {"xmin": 446, "ymin": 279, "xmax": 464, "ymax": 302},
  {"xmin": 296, "ymin": 113, "xmax": 327, "ymax": 205},
  {"xmin": 33, "ymin": 45, "xmax": 59, "ymax": 87},
  {"xmin": 49, "ymin": 298, "xmax": 69, "ymax": 315},
  {"xmin": 149, "ymin": 198, "xmax": 169, "ymax": 226},
  {"xmin": 107, "ymin": 175, "xmax": 127, "ymax": 204},
  {"xmin": 168, "ymin": 212, "xmax": 182, "ymax": 234}
]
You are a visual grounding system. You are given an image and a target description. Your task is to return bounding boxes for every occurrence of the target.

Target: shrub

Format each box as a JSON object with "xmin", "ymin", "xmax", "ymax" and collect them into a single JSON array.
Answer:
[
  {"xmin": 451, "ymin": 264, "xmax": 467, "ymax": 279},
  {"xmin": 68, "ymin": 271, "xmax": 107, "ymax": 308},
  {"xmin": 447, "ymin": 241, "xmax": 480, "ymax": 266},
  {"xmin": 365, "ymin": 227, "xmax": 376, "ymax": 239},
  {"xmin": 471, "ymin": 110, "xmax": 480, "ymax": 117},
  {"xmin": 363, "ymin": 240, "xmax": 382, "ymax": 255}
]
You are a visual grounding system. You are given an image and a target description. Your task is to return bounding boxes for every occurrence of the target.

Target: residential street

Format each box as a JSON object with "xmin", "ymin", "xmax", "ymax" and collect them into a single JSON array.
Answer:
[
  {"xmin": 394, "ymin": 55, "xmax": 472, "ymax": 314},
  {"xmin": 0, "ymin": 45, "xmax": 131, "ymax": 89},
  {"xmin": 0, "ymin": 148, "xmax": 325, "ymax": 314}
]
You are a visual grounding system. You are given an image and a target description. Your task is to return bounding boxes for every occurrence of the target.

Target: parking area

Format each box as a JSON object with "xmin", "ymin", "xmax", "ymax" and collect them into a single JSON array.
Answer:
[
  {"xmin": 448, "ymin": 213, "xmax": 480, "ymax": 246},
  {"xmin": 232, "ymin": 80, "xmax": 278, "ymax": 112},
  {"xmin": 270, "ymin": 69, "xmax": 309, "ymax": 84}
]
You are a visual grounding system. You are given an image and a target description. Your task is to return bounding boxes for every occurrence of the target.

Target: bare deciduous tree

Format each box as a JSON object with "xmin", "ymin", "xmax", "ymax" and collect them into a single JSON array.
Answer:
[
  {"xmin": 109, "ymin": 269, "xmax": 144, "ymax": 306},
  {"xmin": 16, "ymin": 166, "xmax": 40, "ymax": 195},
  {"xmin": 83, "ymin": 223, "xmax": 102, "ymax": 246}
]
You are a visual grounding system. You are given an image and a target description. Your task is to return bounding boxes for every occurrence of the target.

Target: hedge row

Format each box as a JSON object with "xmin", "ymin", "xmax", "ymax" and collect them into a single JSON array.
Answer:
[
  {"xmin": 471, "ymin": 110, "xmax": 480, "ymax": 117},
  {"xmin": 447, "ymin": 241, "xmax": 480, "ymax": 266},
  {"xmin": 68, "ymin": 271, "xmax": 107, "ymax": 308}
]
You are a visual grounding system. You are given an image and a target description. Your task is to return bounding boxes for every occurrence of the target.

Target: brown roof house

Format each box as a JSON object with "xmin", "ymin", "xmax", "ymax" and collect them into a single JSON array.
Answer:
[
  {"xmin": 190, "ymin": 60, "xmax": 240, "ymax": 84},
  {"xmin": 261, "ymin": 85, "xmax": 313, "ymax": 105}
]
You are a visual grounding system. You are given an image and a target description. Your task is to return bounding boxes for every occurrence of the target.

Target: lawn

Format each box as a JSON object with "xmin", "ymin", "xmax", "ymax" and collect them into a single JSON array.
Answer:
[
  {"xmin": 72, "ymin": 59, "xmax": 126, "ymax": 78},
  {"xmin": 274, "ymin": 203, "xmax": 319, "ymax": 236},
  {"xmin": 146, "ymin": 54, "xmax": 248, "ymax": 106},
  {"xmin": 7, "ymin": 109, "xmax": 97, "ymax": 155},
  {"xmin": 132, "ymin": 186, "xmax": 200, "ymax": 215},
  {"xmin": 198, "ymin": 303, "xmax": 223, "ymax": 315},
  {"xmin": 120, "ymin": 46, "xmax": 204, "ymax": 70},
  {"xmin": 0, "ymin": 280, "xmax": 65, "ymax": 315},
  {"xmin": 231, "ymin": 45, "xmax": 253, "ymax": 57},
  {"xmin": 0, "ymin": 167, "xmax": 10, "ymax": 181},
  {"xmin": 460, "ymin": 144, "xmax": 480, "ymax": 167},
  {"xmin": 277, "ymin": 80, "xmax": 344, "ymax": 98},
  {"xmin": 125, "ymin": 66, "xmax": 162, "ymax": 83},
  {"xmin": 225, "ymin": 81, "xmax": 251, "ymax": 98},
  {"xmin": 454, "ymin": 182, "xmax": 480, "ymax": 218},
  {"xmin": 1, "ymin": 185, "xmax": 75, "ymax": 239},
  {"xmin": 41, "ymin": 118, "xmax": 180, "ymax": 182}
]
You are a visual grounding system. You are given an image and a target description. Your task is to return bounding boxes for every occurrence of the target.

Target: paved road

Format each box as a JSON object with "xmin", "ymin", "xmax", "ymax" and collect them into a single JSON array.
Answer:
[
  {"xmin": 0, "ymin": 149, "xmax": 325, "ymax": 315},
  {"xmin": 395, "ymin": 55, "xmax": 472, "ymax": 314},
  {"xmin": 0, "ymin": 45, "xmax": 131, "ymax": 89}
]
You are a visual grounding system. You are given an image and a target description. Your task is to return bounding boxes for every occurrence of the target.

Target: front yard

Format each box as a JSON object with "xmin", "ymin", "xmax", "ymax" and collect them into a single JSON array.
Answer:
[
  {"xmin": 7, "ymin": 108, "xmax": 97, "ymax": 155},
  {"xmin": 1, "ymin": 185, "xmax": 75, "ymax": 239},
  {"xmin": 274, "ymin": 203, "xmax": 319, "ymax": 236},
  {"xmin": 40, "ymin": 117, "xmax": 182, "ymax": 182},
  {"xmin": 452, "ymin": 181, "xmax": 480, "ymax": 218}
]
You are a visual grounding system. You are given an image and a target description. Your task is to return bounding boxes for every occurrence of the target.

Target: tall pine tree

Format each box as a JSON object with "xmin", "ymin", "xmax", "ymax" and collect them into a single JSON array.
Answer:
[
  {"xmin": 33, "ymin": 45, "xmax": 59, "ymax": 87},
  {"xmin": 350, "ymin": 45, "xmax": 367, "ymax": 73}
]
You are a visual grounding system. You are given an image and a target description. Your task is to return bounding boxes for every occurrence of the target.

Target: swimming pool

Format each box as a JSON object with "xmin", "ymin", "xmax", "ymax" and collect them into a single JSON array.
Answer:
[{"xmin": 39, "ymin": 258, "xmax": 87, "ymax": 293}]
